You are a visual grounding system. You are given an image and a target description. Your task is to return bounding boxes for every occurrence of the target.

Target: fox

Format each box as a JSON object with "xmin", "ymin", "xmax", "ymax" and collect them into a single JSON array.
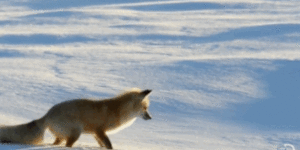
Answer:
[
  {"xmin": 0, "ymin": 88, "xmax": 152, "ymax": 149},
  {"xmin": 0, "ymin": 120, "xmax": 45, "ymax": 145}
]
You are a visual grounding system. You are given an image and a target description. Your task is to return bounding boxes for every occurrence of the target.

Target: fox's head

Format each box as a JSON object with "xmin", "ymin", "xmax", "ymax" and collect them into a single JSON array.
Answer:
[
  {"xmin": 125, "ymin": 88, "xmax": 152, "ymax": 120},
  {"xmin": 139, "ymin": 89, "xmax": 152, "ymax": 120},
  {"xmin": 118, "ymin": 88, "xmax": 152, "ymax": 121},
  {"xmin": 106, "ymin": 89, "xmax": 153, "ymax": 135}
]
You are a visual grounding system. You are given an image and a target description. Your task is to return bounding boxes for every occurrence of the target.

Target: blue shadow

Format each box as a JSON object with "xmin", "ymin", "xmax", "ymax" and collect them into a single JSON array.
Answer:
[
  {"xmin": 0, "ymin": 50, "xmax": 25, "ymax": 58},
  {"xmin": 0, "ymin": 21, "xmax": 16, "ymax": 26},
  {"xmin": 125, "ymin": 2, "xmax": 252, "ymax": 11},
  {"xmin": 232, "ymin": 60, "xmax": 300, "ymax": 131},
  {"xmin": 111, "ymin": 24, "xmax": 155, "ymax": 31},
  {"xmin": 150, "ymin": 59, "xmax": 300, "ymax": 131},
  {"xmin": 0, "ymin": 11, "xmax": 86, "ymax": 26},
  {"xmin": 0, "ymin": 144, "xmax": 32, "ymax": 150},
  {"xmin": 126, "ymin": 24, "xmax": 300, "ymax": 43},
  {"xmin": 14, "ymin": 0, "xmax": 153, "ymax": 10},
  {"xmin": 111, "ymin": 24, "xmax": 154, "ymax": 29},
  {"xmin": 0, "ymin": 34, "xmax": 96, "ymax": 45},
  {"xmin": 25, "ymin": 11, "xmax": 83, "ymax": 18}
]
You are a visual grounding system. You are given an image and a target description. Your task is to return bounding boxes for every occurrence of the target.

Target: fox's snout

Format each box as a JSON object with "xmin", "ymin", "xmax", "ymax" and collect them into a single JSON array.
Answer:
[{"xmin": 142, "ymin": 111, "xmax": 152, "ymax": 120}]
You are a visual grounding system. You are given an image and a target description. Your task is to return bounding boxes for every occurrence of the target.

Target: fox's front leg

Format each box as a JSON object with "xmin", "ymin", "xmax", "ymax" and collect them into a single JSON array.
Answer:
[
  {"xmin": 94, "ymin": 135, "xmax": 106, "ymax": 147},
  {"xmin": 95, "ymin": 129, "xmax": 112, "ymax": 149},
  {"xmin": 65, "ymin": 128, "xmax": 81, "ymax": 147}
]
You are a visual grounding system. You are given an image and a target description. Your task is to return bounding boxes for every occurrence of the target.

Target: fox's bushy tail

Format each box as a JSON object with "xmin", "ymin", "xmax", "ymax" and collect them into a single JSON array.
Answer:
[{"xmin": 0, "ymin": 116, "xmax": 47, "ymax": 145}]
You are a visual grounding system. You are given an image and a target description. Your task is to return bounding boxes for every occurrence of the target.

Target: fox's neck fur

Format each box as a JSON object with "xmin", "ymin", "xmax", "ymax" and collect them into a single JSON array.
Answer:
[
  {"xmin": 106, "ymin": 117, "xmax": 137, "ymax": 135},
  {"xmin": 93, "ymin": 95, "xmax": 142, "ymax": 132}
]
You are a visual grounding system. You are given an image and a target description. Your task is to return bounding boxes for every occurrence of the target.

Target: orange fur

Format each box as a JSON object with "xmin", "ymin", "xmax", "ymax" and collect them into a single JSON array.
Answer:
[{"xmin": 0, "ymin": 88, "xmax": 152, "ymax": 149}]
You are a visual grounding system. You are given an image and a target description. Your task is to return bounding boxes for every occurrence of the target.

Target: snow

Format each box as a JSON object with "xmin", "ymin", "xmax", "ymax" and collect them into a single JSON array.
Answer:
[{"xmin": 0, "ymin": 0, "xmax": 299, "ymax": 149}]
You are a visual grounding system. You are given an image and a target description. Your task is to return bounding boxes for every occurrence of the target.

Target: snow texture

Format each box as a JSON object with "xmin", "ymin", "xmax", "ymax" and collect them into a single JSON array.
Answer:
[{"xmin": 0, "ymin": 0, "xmax": 300, "ymax": 150}]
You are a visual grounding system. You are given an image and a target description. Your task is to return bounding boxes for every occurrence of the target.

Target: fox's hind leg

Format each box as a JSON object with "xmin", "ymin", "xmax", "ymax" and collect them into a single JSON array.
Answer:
[
  {"xmin": 53, "ymin": 137, "xmax": 63, "ymax": 145},
  {"xmin": 95, "ymin": 129, "xmax": 112, "ymax": 149},
  {"xmin": 49, "ymin": 127, "xmax": 64, "ymax": 145},
  {"xmin": 65, "ymin": 128, "xmax": 81, "ymax": 147}
]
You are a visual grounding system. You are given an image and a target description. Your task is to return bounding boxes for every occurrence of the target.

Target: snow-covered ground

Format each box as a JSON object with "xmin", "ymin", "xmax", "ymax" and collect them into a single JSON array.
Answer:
[{"xmin": 0, "ymin": 0, "xmax": 300, "ymax": 149}]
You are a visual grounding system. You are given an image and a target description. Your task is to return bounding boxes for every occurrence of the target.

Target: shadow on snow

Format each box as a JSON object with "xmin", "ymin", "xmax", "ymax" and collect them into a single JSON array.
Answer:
[
  {"xmin": 124, "ymin": 24, "xmax": 300, "ymax": 43},
  {"xmin": 124, "ymin": 2, "xmax": 254, "ymax": 12},
  {"xmin": 0, "ymin": 50, "xmax": 26, "ymax": 58},
  {"xmin": 110, "ymin": 24, "xmax": 156, "ymax": 32},
  {"xmin": 232, "ymin": 60, "xmax": 300, "ymax": 131},
  {"xmin": 13, "ymin": 0, "xmax": 157, "ymax": 10},
  {"xmin": 149, "ymin": 59, "xmax": 300, "ymax": 131},
  {"xmin": 25, "ymin": 11, "xmax": 84, "ymax": 18},
  {"xmin": 0, "ymin": 11, "xmax": 87, "ymax": 26},
  {"xmin": 0, "ymin": 34, "xmax": 96, "ymax": 45}
]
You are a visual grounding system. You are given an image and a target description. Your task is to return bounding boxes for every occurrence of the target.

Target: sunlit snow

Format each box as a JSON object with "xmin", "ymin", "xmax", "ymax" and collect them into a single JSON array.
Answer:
[{"xmin": 0, "ymin": 0, "xmax": 300, "ymax": 150}]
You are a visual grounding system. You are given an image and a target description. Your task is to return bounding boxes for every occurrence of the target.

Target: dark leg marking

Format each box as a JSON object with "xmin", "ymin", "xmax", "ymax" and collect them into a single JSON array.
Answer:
[
  {"xmin": 94, "ymin": 136, "xmax": 105, "ymax": 147},
  {"xmin": 65, "ymin": 129, "xmax": 81, "ymax": 147},
  {"xmin": 95, "ymin": 130, "xmax": 112, "ymax": 149},
  {"xmin": 53, "ymin": 137, "xmax": 63, "ymax": 145}
]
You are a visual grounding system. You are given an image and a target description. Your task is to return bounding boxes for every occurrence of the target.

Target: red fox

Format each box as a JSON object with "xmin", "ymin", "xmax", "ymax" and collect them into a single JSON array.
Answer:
[
  {"xmin": 0, "ymin": 120, "xmax": 45, "ymax": 145},
  {"xmin": 0, "ymin": 88, "xmax": 152, "ymax": 149}
]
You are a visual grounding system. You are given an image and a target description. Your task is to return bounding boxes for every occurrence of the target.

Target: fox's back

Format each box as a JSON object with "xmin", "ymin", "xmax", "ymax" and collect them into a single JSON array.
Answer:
[
  {"xmin": 44, "ymin": 98, "xmax": 133, "ymax": 133},
  {"xmin": 46, "ymin": 99, "xmax": 101, "ymax": 118}
]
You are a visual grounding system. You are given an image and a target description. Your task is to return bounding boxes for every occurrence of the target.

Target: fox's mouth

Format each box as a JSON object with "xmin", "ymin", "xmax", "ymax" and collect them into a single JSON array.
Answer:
[{"xmin": 142, "ymin": 111, "xmax": 152, "ymax": 120}]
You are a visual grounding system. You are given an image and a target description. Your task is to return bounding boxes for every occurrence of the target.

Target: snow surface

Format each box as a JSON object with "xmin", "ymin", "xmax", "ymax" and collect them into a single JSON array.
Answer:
[{"xmin": 0, "ymin": 0, "xmax": 300, "ymax": 149}]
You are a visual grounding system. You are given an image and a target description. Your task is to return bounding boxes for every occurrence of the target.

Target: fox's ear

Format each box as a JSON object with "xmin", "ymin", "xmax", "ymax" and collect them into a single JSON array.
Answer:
[{"xmin": 141, "ymin": 89, "xmax": 152, "ymax": 96}]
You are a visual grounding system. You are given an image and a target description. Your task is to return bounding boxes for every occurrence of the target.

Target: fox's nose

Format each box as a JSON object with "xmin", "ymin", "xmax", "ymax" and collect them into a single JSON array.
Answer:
[{"xmin": 143, "ymin": 111, "xmax": 152, "ymax": 120}]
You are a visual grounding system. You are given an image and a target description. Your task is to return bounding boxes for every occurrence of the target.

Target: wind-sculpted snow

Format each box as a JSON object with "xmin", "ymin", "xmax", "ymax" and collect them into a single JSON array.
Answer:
[
  {"xmin": 123, "ymin": 2, "xmax": 255, "ymax": 11},
  {"xmin": 0, "ymin": 34, "xmax": 96, "ymax": 45},
  {"xmin": 0, "ymin": 0, "xmax": 300, "ymax": 149}
]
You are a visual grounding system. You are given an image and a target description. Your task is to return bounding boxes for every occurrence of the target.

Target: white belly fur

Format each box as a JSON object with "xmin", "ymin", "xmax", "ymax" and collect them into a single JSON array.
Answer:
[{"xmin": 106, "ymin": 118, "xmax": 137, "ymax": 135}]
